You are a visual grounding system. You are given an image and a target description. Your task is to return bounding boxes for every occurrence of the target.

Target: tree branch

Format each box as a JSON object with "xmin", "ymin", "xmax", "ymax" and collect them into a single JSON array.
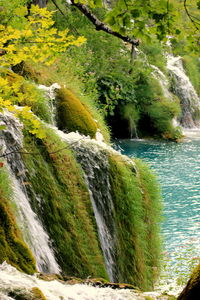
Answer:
[
  {"xmin": 0, "ymin": 138, "xmax": 84, "ymax": 159},
  {"xmin": 70, "ymin": 0, "xmax": 140, "ymax": 46},
  {"xmin": 184, "ymin": 0, "xmax": 199, "ymax": 31},
  {"xmin": 51, "ymin": 0, "xmax": 66, "ymax": 17}
]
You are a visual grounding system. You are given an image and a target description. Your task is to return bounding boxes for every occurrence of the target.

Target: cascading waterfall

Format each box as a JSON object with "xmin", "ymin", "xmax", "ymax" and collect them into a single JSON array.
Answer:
[
  {"xmin": 166, "ymin": 54, "xmax": 200, "ymax": 128},
  {"xmin": 70, "ymin": 142, "xmax": 117, "ymax": 282},
  {"xmin": 0, "ymin": 111, "xmax": 60, "ymax": 274},
  {"xmin": 52, "ymin": 128, "xmax": 119, "ymax": 282},
  {"xmin": 151, "ymin": 64, "xmax": 179, "ymax": 128},
  {"xmin": 38, "ymin": 83, "xmax": 61, "ymax": 125},
  {"xmin": 151, "ymin": 65, "xmax": 172, "ymax": 100}
]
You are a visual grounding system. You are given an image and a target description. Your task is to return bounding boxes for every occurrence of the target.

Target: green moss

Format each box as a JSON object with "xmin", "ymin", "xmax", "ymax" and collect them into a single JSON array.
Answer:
[
  {"xmin": 0, "ymin": 167, "xmax": 36, "ymax": 274},
  {"xmin": 8, "ymin": 287, "xmax": 47, "ymax": 300},
  {"xmin": 31, "ymin": 287, "xmax": 47, "ymax": 300},
  {"xmin": 22, "ymin": 128, "xmax": 108, "ymax": 279},
  {"xmin": 144, "ymin": 296, "xmax": 154, "ymax": 300},
  {"xmin": 56, "ymin": 87, "xmax": 98, "ymax": 138},
  {"xmin": 108, "ymin": 155, "xmax": 162, "ymax": 290},
  {"xmin": 17, "ymin": 61, "xmax": 110, "ymax": 142},
  {"xmin": 182, "ymin": 55, "xmax": 200, "ymax": 96},
  {"xmin": 135, "ymin": 159, "xmax": 162, "ymax": 281}
]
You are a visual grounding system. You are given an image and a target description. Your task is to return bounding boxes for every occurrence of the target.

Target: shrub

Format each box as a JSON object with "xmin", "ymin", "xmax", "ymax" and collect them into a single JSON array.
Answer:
[
  {"xmin": 145, "ymin": 100, "xmax": 181, "ymax": 139},
  {"xmin": 97, "ymin": 74, "xmax": 136, "ymax": 116}
]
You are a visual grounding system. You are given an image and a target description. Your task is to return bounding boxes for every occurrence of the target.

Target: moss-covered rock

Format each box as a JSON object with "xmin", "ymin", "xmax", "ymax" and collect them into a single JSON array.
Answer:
[
  {"xmin": 56, "ymin": 88, "xmax": 98, "ymax": 138},
  {"xmin": 178, "ymin": 264, "xmax": 200, "ymax": 300},
  {"xmin": 22, "ymin": 128, "xmax": 107, "ymax": 279},
  {"xmin": 8, "ymin": 287, "xmax": 47, "ymax": 300},
  {"xmin": 108, "ymin": 155, "xmax": 162, "ymax": 290},
  {"xmin": 31, "ymin": 287, "xmax": 47, "ymax": 300},
  {"xmin": 0, "ymin": 168, "xmax": 36, "ymax": 274}
]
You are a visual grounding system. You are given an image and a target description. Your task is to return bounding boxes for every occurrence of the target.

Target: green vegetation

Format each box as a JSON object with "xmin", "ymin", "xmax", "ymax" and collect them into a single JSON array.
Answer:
[
  {"xmin": 182, "ymin": 56, "xmax": 200, "ymax": 96},
  {"xmin": 31, "ymin": 287, "xmax": 47, "ymax": 300},
  {"xmin": 145, "ymin": 99, "xmax": 181, "ymax": 140},
  {"xmin": 14, "ymin": 60, "xmax": 110, "ymax": 142},
  {"xmin": 56, "ymin": 87, "xmax": 98, "ymax": 138},
  {"xmin": 22, "ymin": 128, "xmax": 108, "ymax": 279},
  {"xmin": 1, "ymin": 0, "xmax": 199, "ymax": 294},
  {"xmin": 140, "ymin": 39, "xmax": 167, "ymax": 72},
  {"xmin": 134, "ymin": 69, "xmax": 181, "ymax": 140},
  {"xmin": 109, "ymin": 155, "xmax": 162, "ymax": 290},
  {"xmin": 0, "ymin": 167, "xmax": 36, "ymax": 274}
]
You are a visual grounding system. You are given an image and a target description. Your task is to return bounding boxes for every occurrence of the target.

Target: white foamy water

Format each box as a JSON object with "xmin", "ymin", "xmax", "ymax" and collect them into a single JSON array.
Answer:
[
  {"xmin": 10, "ymin": 174, "xmax": 60, "ymax": 274},
  {"xmin": 151, "ymin": 65, "xmax": 172, "ymax": 100},
  {"xmin": 50, "ymin": 127, "xmax": 136, "ymax": 168},
  {"xmin": 50, "ymin": 127, "xmax": 121, "ymax": 281},
  {"xmin": 0, "ymin": 262, "xmax": 144, "ymax": 300},
  {"xmin": 0, "ymin": 111, "xmax": 60, "ymax": 274},
  {"xmin": 167, "ymin": 55, "xmax": 200, "ymax": 128},
  {"xmin": 183, "ymin": 128, "xmax": 200, "ymax": 140},
  {"xmin": 0, "ymin": 262, "xmax": 179, "ymax": 300},
  {"xmin": 38, "ymin": 83, "xmax": 61, "ymax": 125}
]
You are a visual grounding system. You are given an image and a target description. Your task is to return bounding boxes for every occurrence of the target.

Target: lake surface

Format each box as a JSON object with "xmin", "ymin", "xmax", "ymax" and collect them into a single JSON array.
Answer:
[{"xmin": 115, "ymin": 138, "xmax": 200, "ymax": 285}]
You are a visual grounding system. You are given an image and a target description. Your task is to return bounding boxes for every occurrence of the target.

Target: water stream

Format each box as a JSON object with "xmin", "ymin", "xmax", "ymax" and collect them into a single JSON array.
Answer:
[
  {"xmin": 167, "ymin": 55, "xmax": 200, "ymax": 128},
  {"xmin": 115, "ymin": 136, "xmax": 200, "ymax": 288},
  {"xmin": 0, "ymin": 111, "xmax": 60, "ymax": 274},
  {"xmin": 51, "ymin": 129, "xmax": 127, "ymax": 282}
]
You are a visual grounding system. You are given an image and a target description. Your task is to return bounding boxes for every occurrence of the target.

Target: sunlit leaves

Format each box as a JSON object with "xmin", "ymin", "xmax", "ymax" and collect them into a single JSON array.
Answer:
[
  {"xmin": 0, "ymin": 5, "xmax": 86, "ymax": 68},
  {"xmin": 81, "ymin": 0, "xmax": 199, "ymax": 51},
  {"xmin": 0, "ymin": 72, "xmax": 45, "ymax": 138},
  {"xmin": 0, "ymin": 5, "xmax": 86, "ymax": 138}
]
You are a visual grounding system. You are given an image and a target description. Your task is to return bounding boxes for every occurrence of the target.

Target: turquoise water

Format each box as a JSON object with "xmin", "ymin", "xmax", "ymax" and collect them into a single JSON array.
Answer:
[{"xmin": 115, "ymin": 139, "xmax": 200, "ymax": 283}]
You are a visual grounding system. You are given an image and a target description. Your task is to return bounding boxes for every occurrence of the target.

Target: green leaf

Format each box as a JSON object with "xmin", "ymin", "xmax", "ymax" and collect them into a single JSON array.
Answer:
[
  {"xmin": 175, "ymin": 29, "xmax": 181, "ymax": 35},
  {"xmin": 131, "ymin": 9, "xmax": 140, "ymax": 18},
  {"xmin": 93, "ymin": 0, "xmax": 102, "ymax": 8},
  {"xmin": 14, "ymin": 6, "xmax": 27, "ymax": 17}
]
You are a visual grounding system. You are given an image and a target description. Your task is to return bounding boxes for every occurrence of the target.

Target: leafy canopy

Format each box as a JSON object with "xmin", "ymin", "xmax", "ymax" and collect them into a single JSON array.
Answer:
[
  {"xmin": 73, "ymin": 0, "xmax": 200, "ymax": 51},
  {"xmin": 0, "ymin": 4, "xmax": 86, "ymax": 138}
]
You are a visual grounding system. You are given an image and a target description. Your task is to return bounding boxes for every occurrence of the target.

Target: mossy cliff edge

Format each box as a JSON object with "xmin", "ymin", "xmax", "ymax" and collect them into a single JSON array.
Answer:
[{"xmin": 0, "ymin": 70, "xmax": 162, "ymax": 291}]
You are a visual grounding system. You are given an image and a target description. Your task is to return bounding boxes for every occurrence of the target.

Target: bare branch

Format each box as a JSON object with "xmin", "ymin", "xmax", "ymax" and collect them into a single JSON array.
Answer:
[
  {"xmin": 70, "ymin": 0, "xmax": 140, "ymax": 46},
  {"xmin": 0, "ymin": 138, "xmax": 85, "ymax": 159},
  {"xmin": 51, "ymin": 0, "xmax": 66, "ymax": 17},
  {"xmin": 184, "ymin": 0, "xmax": 200, "ymax": 31}
]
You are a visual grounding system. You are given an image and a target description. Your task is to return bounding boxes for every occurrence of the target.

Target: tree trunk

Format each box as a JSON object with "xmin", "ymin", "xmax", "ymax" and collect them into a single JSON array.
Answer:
[{"xmin": 32, "ymin": 0, "xmax": 48, "ymax": 8}]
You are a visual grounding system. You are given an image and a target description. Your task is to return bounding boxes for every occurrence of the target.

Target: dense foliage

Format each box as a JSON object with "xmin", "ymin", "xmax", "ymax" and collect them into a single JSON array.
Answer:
[{"xmin": 0, "ymin": 4, "xmax": 85, "ymax": 138}]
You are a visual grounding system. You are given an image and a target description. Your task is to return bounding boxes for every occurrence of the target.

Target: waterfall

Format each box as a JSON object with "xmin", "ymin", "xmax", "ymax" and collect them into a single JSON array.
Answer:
[
  {"xmin": 166, "ymin": 54, "xmax": 200, "ymax": 128},
  {"xmin": 38, "ymin": 83, "xmax": 61, "ymax": 125},
  {"xmin": 69, "ymin": 143, "xmax": 117, "ymax": 282},
  {"xmin": 151, "ymin": 65, "xmax": 172, "ymax": 100},
  {"xmin": 51, "ymin": 129, "xmax": 119, "ymax": 282},
  {"xmin": 0, "ymin": 111, "xmax": 60, "ymax": 274}
]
